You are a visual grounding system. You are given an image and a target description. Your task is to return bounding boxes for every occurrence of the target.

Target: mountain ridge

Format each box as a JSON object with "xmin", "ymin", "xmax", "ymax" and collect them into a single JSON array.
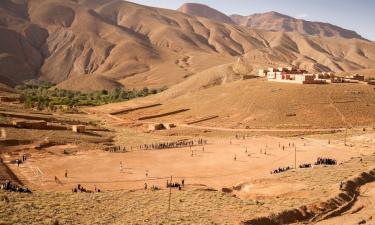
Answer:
[
  {"xmin": 230, "ymin": 11, "xmax": 366, "ymax": 40},
  {"xmin": 177, "ymin": 3, "xmax": 235, "ymax": 24},
  {"xmin": 0, "ymin": 0, "xmax": 374, "ymax": 92}
]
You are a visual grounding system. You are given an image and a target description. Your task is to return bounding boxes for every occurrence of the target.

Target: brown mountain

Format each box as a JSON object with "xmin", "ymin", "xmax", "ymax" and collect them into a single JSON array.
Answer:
[
  {"xmin": 231, "ymin": 11, "xmax": 366, "ymax": 40},
  {"xmin": 177, "ymin": 3, "xmax": 235, "ymax": 24},
  {"xmin": 0, "ymin": 0, "xmax": 374, "ymax": 92}
]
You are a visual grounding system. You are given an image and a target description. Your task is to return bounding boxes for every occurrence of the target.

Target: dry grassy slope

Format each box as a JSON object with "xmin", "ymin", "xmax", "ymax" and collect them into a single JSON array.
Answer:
[
  {"xmin": 96, "ymin": 78, "xmax": 375, "ymax": 129},
  {"xmin": 0, "ymin": 0, "xmax": 375, "ymax": 91},
  {"xmin": 231, "ymin": 11, "xmax": 365, "ymax": 40},
  {"xmin": 162, "ymin": 80, "xmax": 375, "ymax": 129}
]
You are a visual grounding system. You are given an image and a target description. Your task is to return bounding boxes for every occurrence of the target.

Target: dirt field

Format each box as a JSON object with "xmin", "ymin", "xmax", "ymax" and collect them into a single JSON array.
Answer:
[
  {"xmin": 1, "ymin": 151, "xmax": 375, "ymax": 225},
  {"xmin": 8, "ymin": 132, "xmax": 374, "ymax": 192}
]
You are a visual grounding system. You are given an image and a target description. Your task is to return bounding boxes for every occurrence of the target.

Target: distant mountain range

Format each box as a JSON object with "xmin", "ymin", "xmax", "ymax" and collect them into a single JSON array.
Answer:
[
  {"xmin": 230, "ymin": 11, "xmax": 365, "ymax": 40},
  {"xmin": 178, "ymin": 3, "xmax": 365, "ymax": 40}
]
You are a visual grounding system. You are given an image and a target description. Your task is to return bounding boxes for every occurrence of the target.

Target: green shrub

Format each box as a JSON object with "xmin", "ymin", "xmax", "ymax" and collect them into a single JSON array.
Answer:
[{"xmin": 17, "ymin": 84, "xmax": 166, "ymax": 111}]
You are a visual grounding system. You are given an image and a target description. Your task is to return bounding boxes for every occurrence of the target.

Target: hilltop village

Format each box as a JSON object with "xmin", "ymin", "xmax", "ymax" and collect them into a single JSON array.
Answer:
[{"xmin": 259, "ymin": 67, "xmax": 367, "ymax": 84}]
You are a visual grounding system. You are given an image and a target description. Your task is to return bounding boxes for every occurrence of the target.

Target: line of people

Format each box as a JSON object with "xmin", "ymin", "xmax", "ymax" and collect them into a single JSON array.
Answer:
[
  {"xmin": 140, "ymin": 139, "xmax": 207, "ymax": 150},
  {"xmin": 270, "ymin": 166, "xmax": 293, "ymax": 174},
  {"xmin": 105, "ymin": 146, "xmax": 128, "ymax": 153},
  {"xmin": 0, "ymin": 180, "xmax": 31, "ymax": 193},
  {"xmin": 104, "ymin": 139, "xmax": 207, "ymax": 153}
]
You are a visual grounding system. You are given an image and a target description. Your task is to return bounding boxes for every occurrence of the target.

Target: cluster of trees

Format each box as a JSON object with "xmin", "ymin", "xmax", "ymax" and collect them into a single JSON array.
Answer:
[{"xmin": 16, "ymin": 82, "xmax": 166, "ymax": 112}]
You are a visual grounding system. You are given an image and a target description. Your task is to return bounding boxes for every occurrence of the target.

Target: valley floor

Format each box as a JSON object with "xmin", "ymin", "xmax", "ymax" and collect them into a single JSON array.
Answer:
[{"xmin": 1, "ymin": 102, "xmax": 375, "ymax": 224}]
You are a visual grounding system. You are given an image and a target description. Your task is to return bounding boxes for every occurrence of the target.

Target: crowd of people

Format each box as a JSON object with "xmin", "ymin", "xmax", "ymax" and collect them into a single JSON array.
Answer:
[
  {"xmin": 271, "ymin": 158, "xmax": 337, "ymax": 175},
  {"xmin": 0, "ymin": 180, "xmax": 31, "ymax": 193},
  {"xmin": 270, "ymin": 166, "xmax": 293, "ymax": 174},
  {"xmin": 315, "ymin": 157, "xmax": 337, "ymax": 165},
  {"xmin": 167, "ymin": 179, "xmax": 184, "ymax": 190}
]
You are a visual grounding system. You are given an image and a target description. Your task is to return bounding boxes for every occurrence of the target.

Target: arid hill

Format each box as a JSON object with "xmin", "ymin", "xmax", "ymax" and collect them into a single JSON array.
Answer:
[
  {"xmin": 231, "ymin": 11, "xmax": 365, "ymax": 40},
  {"xmin": 0, "ymin": 0, "xmax": 374, "ymax": 91},
  {"xmin": 177, "ymin": 3, "xmax": 235, "ymax": 24}
]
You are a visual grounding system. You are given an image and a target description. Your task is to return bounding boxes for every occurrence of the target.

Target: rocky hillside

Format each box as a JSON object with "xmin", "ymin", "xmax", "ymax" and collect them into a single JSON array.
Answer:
[{"xmin": 0, "ymin": 0, "xmax": 374, "ymax": 91}]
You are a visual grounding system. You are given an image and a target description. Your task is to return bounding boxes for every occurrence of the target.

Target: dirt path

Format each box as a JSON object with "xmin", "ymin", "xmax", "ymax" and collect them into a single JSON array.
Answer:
[{"xmin": 327, "ymin": 90, "xmax": 353, "ymax": 128}]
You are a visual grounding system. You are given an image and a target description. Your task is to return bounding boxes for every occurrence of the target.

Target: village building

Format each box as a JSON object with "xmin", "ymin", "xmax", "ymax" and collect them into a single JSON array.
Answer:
[
  {"xmin": 345, "ymin": 74, "xmax": 365, "ymax": 81},
  {"xmin": 260, "ymin": 67, "xmax": 337, "ymax": 84}
]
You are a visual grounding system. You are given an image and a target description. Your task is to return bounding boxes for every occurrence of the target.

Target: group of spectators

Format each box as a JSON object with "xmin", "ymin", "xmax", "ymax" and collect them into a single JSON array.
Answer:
[
  {"xmin": 270, "ymin": 166, "xmax": 293, "ymax": 174},
  {"xmin": 105, "ymin": 146, "xmax": 128, "ymax": 153},
  {"xmin": 140, "ymin": 139, "xmax": 207, "ymax": 150},
  {"xmin": 271, "ymin": 157, "xmax": 338, "ymax": 175},
  {"xmin": 104, "ymin": 139, "xmax": 207, "ymax": 153},
  {"xmin": 315, "ymin": 157, "xmax": 337, "ymax": 165},
  {"xmin": 167, "ymin": 179, "xmax": 184, "ymax": 190},
  {"xmin": 0, "ymin": 180, "xmax": 31, "ymax": 193},
  {"xmin": 72, "ymin": 184, "xmax": 101, "ymax": 193},
  {"xmin": 299, "ymin": 163, "xmax": 312, "ymax": 168}
]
